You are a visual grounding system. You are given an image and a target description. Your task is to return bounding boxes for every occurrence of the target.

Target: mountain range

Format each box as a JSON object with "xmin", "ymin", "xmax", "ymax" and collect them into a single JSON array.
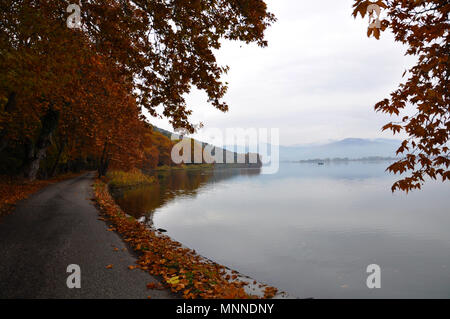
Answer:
[
  {"xmin": 151, "ymin": 126, "xmax": 400, "ymax": 162},
  {"xmin": 224, "ymin": 138, "xmax": 401, "ymax": 162},
  {"xmin": 278, "ymin": 138, "xmax": 400, "ymax": 161}
]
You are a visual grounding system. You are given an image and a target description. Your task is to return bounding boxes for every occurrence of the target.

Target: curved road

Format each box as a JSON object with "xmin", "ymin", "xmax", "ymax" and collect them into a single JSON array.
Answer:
[{"xmin": 0, "ymin": 172, "xmax": 174, "ymax": 299}]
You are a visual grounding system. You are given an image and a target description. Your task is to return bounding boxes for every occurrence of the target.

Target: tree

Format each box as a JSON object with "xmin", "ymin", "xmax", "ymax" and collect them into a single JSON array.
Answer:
[
  {"xmin": 78, "ymin": 0, "xmax": 276, "ymax": 132},
  {"xmin": 1, "ymin": 0, "xmax": 275, "ymax": 179},
  {"xmin": 0, "ymin": 2, "xmax": 96, "ymax": 179},
  {"xmin": 353, "ymin": 0, "xmax": 449, "ymax": 192},
  {"xmin": 140, "ymin": 126, "xmax": 176, "ymax": 170}
]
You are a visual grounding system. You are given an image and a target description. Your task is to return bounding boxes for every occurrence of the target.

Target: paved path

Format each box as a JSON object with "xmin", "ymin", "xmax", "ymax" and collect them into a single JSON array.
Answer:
[{"xmin": 0, "ymin": 172, "xmax": 174, "ymax": 299}]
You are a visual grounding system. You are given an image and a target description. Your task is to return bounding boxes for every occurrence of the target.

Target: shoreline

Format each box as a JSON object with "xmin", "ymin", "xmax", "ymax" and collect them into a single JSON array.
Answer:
[
  {"xmin": 98, "ymin": 179, "xmax": 290, "ymax": 299},
  {"xmin": 0, "ymin": 172, "xmax": 174, "ymax": 299}
]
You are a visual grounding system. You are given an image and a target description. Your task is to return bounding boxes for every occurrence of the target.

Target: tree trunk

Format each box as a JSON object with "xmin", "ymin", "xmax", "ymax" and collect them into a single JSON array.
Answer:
[
  {"xmin": 49, "ymin": 140, "xmax": 65, "ymax": 177},
  {"xmin": 98, "ymin": 158, "xmax": 110, "ymax": 178},
  {"xmin": 97, "ymin": 142, "xmax": 110, "ymax": 177},
  {"xmin": 23, "ymin": 107, "xmax": 60, "ymax": 181}
]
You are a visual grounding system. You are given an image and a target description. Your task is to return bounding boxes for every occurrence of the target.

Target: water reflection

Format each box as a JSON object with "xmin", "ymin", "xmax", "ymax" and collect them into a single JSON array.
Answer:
[
  {"xmin": 112, "ymin": 167, "xmax": 261, "ymax": 225},
  {"xmin": 111, "ymin": 162, "xmax": 450, "ymax": 298}
]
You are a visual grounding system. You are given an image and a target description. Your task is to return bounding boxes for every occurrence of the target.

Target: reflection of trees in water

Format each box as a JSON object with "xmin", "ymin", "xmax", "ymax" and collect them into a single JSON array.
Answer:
[{"xmin": 112, "ymin": 168, "xmax": 261, "ymax": 224}]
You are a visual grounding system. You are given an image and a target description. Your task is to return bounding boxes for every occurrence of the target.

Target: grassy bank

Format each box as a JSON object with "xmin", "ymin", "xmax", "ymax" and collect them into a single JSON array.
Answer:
[
  {"xmin": 93, "ymin": 179, "xmax": 278, "ymax": 299},
  {"xmin": 106, "ymin": 169, "xmax": 156, "ymax": 188},
  {"xmin": 152, "ymin": 164, "xmax": 214, "ymax": 172}
]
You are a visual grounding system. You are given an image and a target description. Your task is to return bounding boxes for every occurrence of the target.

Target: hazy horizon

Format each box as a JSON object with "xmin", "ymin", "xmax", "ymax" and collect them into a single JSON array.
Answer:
[{"xmin": 146, "ymin": 0, "xmax": 415, "ymax": 146}]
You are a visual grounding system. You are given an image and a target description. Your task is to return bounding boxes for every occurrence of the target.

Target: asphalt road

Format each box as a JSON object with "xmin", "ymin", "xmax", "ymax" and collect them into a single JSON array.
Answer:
[{"xmin": 0, "ymin": 172, "xmax": 174, "ymax": 299}]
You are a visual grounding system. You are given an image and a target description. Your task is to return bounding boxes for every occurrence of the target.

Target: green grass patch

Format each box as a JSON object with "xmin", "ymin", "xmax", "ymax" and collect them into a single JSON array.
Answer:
[
  {"xmin": 153, "ymin": 164, "xmax": 214, "ymax": 172},
  {"xmin": 107, "ymin": 169, "xmax": 155, "ymax": 188}
]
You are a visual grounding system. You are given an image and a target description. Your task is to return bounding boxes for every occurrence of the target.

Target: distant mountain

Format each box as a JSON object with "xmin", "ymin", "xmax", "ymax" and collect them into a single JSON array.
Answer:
[
  {"xmin": 151, "ymin": 125, "xmax": 400, "ymax": 163},
  {"xmin": 279, "ymin": 138, "xmax": 401, "ymax": 161},
  {"xmin": 150, "ymin": 125, "xmax": 176, "ymax": 139},
  {"xmin": 150, "ymin": 124, "xmax": 262, "ymax": 167},
  {"xmin": 225, "ymin": 138, "xmax": 401, "ymax": 162}
]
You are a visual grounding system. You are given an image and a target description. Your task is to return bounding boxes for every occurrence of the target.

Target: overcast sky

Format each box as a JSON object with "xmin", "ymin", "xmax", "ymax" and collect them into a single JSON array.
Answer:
[{"xmin": 147, "ymin": 0, "xmax": 415, "ymax": 146}]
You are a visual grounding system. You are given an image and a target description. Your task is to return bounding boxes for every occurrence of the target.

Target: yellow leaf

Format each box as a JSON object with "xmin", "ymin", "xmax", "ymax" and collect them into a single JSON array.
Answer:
[{"xmin": 167, "ymin": 276, "xmax": 180, "ymax": 285}]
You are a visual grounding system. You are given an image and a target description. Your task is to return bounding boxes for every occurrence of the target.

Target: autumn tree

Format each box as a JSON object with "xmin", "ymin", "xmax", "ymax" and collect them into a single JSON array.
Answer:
[
  {"xmin": 1, "ymin": 0, "xmax": 275, "ymax": 179},
  {"xmin": 141, "ymin": 127, "xmax": 176, "ymax": 170},
  {"xmin": 0, "ymin": 1, "xmax": 137, "ymax": 179},
  {"xmin": 0, "ymin": 2, "xmax": 97, "ymax": 179},
  {"xmin": 353, "ymin": 0, "xmax": 449, "ymax": 192},
  {"xmin": 77, "ymin": 0, "xmax": 275, "ymax": 131}
]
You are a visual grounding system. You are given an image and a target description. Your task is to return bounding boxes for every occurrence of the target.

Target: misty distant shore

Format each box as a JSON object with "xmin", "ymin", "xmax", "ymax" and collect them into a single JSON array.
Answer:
[{"xmin": 287, "ymin": 156, "xmax": 398, "ymax": 163}]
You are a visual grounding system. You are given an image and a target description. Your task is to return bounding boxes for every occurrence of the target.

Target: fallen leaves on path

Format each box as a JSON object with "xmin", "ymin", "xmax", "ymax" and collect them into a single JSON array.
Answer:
[
  {"xmin": 0, "ymin": 173, "xmax": 83, "ymax": 219},
  {"xmin": 146, "ymin": 282, "xmax": 165, "ymax": 290},
  {"xmin": 94, "ymin": 180, "xmax": 278, "ymax": 299}
]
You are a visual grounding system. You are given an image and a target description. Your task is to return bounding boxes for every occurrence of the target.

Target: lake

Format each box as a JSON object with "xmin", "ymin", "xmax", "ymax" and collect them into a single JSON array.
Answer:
[{"xmin": 112, "ymin": 162, "xmax": 450, "ymax": 298}]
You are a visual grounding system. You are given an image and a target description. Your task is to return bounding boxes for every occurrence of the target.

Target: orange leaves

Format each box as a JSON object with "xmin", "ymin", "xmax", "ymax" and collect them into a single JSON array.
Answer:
[
  {"xmin": 434, "ymin": 156, "xmax": 450, "ymax": 168},
  {"xmin": 147, "ymin": 282, "xmax": 165, "ymax": 290},
  {"xmin": 352, "ymin": 0, "xmax": 388, "ymax": 39},
  {"xmin": 382, "ymin": 123, "xmax": 402, "ymax": 135},
  {"xmin": 93, "ymin": 180, "xmax": 277, "ymax": 299},
  {"xmin": 263, "ymin": 286, "xmax": 278, "ymax": 299},
  {"xmin": 352, "ymin": 0, "xmax": 382, "ymax": 19},
  {"xmin": 1, "ymin": 0, "xmax": 276, "ymax": 180},
  {"xmin": 354, "ymin": 0, "xmax": 449, "ymax": 192},
  {"xmin": 146, "ymin": 283, "xmax": 157, "ymax": 289},
  {"xmin": 387, "ymin": 160, "xmax": 410, "ymax": 175},
  {"xmin": 396, "ymin": 140, "xmax": 409, "ymax": 155},
  {"xmin": 367, "ymin": 25, "xmax": 380, "ymax": 40}
]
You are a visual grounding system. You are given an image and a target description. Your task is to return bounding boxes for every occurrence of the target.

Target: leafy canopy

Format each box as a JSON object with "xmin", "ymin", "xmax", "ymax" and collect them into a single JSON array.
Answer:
[{"xmin": 0, "ymin": 0, "xmax": 275, "ymax": 178}]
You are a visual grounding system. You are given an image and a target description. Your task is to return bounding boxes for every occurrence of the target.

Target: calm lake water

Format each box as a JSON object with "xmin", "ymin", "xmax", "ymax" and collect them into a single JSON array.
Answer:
[{"xmin": 113, "ymin": 162, "xmax": 450, "ymax": 298}]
